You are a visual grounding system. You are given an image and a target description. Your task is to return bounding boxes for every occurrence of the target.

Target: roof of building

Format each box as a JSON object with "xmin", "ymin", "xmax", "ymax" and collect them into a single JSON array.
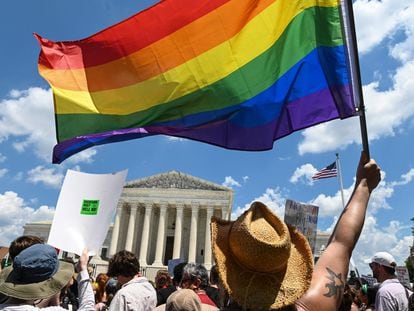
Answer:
[{"xmin": 125, "ymin": 170, "xmax": 231, "ymax": 191}]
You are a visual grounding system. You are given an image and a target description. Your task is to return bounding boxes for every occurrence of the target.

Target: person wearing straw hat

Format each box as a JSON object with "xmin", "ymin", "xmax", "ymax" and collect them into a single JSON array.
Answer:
[
  {"xmin": 0, "ymin": 244, "xmax": 94, "ymax": 310},
  {"xmin": 211, "ymin": 152, "xmax": 381, "ymax": 310}
]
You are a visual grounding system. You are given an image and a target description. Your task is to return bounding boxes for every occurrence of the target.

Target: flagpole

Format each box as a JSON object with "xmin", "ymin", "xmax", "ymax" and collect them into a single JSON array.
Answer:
[
  {"xmin": 336, "ymin": 153, "xmax": 345, "ymax": 209},
  {"xmin": 341, "ymin": 0, "xmax": 370, "ymax": 159}
]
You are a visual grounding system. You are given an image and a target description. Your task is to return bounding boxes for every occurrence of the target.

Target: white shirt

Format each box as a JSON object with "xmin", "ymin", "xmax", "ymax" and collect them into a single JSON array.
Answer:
[
  {"xmin": 108, "ymin": 276, "xmax": 156, "ymax": 311},
  {"xmin": 376, "ymin": 278, "xmax": 411, "ymax": 311}
]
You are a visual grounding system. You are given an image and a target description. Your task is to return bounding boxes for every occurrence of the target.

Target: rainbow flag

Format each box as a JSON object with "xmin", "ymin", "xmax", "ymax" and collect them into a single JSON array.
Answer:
[{"xmin": 36, "ymin": 0, "xmax": 357, "ymax": 163}]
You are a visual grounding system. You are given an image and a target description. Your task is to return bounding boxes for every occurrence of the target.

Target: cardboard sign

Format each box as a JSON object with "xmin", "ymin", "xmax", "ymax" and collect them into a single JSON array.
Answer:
[
  {"xmin": 48, "ymin": 169, "xmax": 128, "ymax": 256},
  {"xmin": 284, "ymin": 199, "xmax": 319, "ymax": 253}
]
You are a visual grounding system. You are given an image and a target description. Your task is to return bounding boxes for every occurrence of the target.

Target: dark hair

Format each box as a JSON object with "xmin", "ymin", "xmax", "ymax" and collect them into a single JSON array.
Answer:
[
  {"xmin": 9, "ymin": 235, "xmax": 44, "ymax": 260},
  {"xmin": 107, "ymin": 250, "xmax": 140, "ymax": 278},
  {"xmin": 210, "ymin": 265, "xmax": 219, "ymax": 285},
  {"xmin": 173, "ymin": 262, "xmax": 187, "ymax": 286},
  {"xmin": 383, "ymin": 265, "xmax": 396, "ymax": 275},
  {"xmin": 182, "ymin": 263, "xmax": 209, "ymax": 289},
  {"xmin": 155, "ymin": 269, "xmax": 172, "ymax": 289}
]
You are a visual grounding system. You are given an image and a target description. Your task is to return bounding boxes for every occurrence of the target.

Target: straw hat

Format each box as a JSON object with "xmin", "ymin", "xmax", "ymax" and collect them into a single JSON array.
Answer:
[
  {"xmin": 0, "ymin": 244, "xmax": 74, "ymax": 300},
  {"xmin": 211, "ymin": 201, "xmax": 313, "ymax": 310}
]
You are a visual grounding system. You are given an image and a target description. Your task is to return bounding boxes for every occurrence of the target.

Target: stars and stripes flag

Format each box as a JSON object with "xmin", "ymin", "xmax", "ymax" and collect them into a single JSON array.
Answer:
[{"xmin": 312, "ymin": 161, "xmax": 337, "ymax": 180}]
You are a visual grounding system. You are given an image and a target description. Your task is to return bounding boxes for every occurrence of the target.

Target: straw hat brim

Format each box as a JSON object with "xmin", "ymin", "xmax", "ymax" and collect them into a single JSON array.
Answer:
[
  {"xmin": 211, "ymin": 217, "xmax": 314, "ymax": 310},
  {"xmin": 0, "ymin": 261, "xmax": 74, "ymax": 300}
]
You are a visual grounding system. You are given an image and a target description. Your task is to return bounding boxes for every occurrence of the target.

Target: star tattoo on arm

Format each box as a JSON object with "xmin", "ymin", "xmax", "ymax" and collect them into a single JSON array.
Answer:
[{"xmin": 323, "ymin": 267, "xmax": 345, "ymax": 298}]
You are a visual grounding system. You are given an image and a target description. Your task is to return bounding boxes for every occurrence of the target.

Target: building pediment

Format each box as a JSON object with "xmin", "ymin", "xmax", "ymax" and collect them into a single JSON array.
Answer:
[{"xmin": 125, "ymin": 170, "xmax": 230, "ymax": 191}]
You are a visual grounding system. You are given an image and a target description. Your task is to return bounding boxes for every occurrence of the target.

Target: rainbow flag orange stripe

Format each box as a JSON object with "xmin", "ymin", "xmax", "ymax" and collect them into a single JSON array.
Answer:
[{"xmin": 36, "ymin": 0, "xmax": 356, "ymax": 163}]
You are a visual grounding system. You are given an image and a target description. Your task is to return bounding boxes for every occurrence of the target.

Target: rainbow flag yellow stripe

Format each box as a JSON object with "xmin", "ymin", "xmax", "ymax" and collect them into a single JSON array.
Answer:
[{"xmin": 36, "ymin": 0, "xmax": 356, "ymax": 163}]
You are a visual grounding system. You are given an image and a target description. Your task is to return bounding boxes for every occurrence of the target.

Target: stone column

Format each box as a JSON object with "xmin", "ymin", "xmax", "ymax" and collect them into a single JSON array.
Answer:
[
  {"xmin": 139, "ymin": 203, "xmax": 152, "ymax": 266},
  {"xmin": 188, "ymin": 203, "xmax": 199, "ymax": 263},
  {"xmin": 109, "ymin": 205, "xmax": 122, "ymax": 256},
  {"xmin": 153, "ymin": 203, "xmax": 168, "ymax": 266},
  {"xmin": 204, "ymin": 207, "xmax": 214, "ymax": 269},
  {"xmin": 125, "ymin": 205, "xmax": 138, "ymax": 252},
  {"xmin": 221, "ymin": 206, "xmax": 228, "ymax": 220},
  {"xmin": 172, "ymin": 203, "xmax": 184, "ymax": 259}
]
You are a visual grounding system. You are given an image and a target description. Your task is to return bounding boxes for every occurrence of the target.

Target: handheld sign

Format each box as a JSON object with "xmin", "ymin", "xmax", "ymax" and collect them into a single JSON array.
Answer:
[{"xmin": 48, "ymin": 169, "xmax": 127, "ymax": 256}]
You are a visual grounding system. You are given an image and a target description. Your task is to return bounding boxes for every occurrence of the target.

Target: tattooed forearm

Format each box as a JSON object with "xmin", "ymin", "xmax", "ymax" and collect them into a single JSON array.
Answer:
[{"xmin": 323, "ymin": 267, "xmax": 344, "ymax": 298}]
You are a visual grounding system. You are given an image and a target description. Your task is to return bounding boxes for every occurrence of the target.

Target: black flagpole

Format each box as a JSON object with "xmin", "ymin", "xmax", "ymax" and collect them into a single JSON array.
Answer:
[{"xmin": 341, "ymin": 0, "xmax": 370, "ymax": 159}]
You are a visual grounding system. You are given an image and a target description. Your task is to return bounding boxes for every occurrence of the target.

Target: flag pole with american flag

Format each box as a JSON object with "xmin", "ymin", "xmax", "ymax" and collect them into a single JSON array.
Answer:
[{"xmin": 312, "ymin": 153, "xmax": 346, "ymax": 208}]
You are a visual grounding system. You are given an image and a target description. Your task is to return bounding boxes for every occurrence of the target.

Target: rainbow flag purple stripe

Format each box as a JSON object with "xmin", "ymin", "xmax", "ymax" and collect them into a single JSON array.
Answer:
[{"xmin": 36, "ymin": 0, "xmax": 356, "ymax": 163}]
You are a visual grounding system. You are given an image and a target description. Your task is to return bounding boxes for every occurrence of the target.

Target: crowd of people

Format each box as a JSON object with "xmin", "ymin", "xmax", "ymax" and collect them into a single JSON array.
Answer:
[{"xmin": 0, "ymin": 153, "xmax": 412, "ymax": 310}]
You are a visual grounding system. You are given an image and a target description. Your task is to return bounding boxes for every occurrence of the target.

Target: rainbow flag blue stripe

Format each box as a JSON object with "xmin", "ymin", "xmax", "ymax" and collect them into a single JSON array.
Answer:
[{"xmin": 36, "ymin": 0, "xmax": 356, "ymax": 163}]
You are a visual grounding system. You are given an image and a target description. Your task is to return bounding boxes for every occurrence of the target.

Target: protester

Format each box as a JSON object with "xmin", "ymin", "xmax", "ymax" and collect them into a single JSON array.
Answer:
[
  {"xmin": 157, "ymin": 262, "xmax": 188, "ymax": 306},
  {"xmin": 95, "ymin": 278, "xmax": 118, "ymax": 311},
  {"xmin": 155, "ymin": 270, "xmax": 175, "ymax": 306},
  {"xmin": 211, "ymin": 152, "xmax": 381, "ymax": 310},
  {"xmin": 8, "ymin": 235, "xmax": 44, "ymax": 261},
  {"xmin": 205, "ymin": 265, "xmax": 220, "ymax": 307},
  {"xmin": 0, "ymin": 244, "xmax": 94, "ymax": 310},
  {"xmin": 0, "ymin": 235, "xmax": 45, "ymax": 305},
  {"xmin": 154, "ymin": 289, "xmax": 218, "ymax": 311},
  {"xmin": 369, "ymin": 251, "xmax": 412, "ymax": 310},
  {"xmin": 93, "ymin": 273, "xmax": 109, "ymax": 310},
  {"xmin": 358, "ymin": 281, "xmax": 379, "ymax": 311},
  {"xmin": 106, "ymin": 250, "xmax": 156, "ymax": 310},
  {"xmin": 179, "ymin": 263, "xmax": 217, "ymax": 307},
  {"xmin": 59, "ymin": 258, "xmax": 79, "ymax": 311}
]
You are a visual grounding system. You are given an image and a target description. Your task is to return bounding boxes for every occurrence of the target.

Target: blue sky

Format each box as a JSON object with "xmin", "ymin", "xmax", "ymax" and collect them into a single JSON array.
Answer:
[{"xmin": 0, "ymin": 0, "xmax": 413, "ymax": 275}]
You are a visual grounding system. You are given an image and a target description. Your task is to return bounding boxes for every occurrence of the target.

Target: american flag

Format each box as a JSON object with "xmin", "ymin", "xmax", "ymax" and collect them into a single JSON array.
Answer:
[{"xmin": 312, "ymin": 161, "xmax": 337, "ymax": 180}]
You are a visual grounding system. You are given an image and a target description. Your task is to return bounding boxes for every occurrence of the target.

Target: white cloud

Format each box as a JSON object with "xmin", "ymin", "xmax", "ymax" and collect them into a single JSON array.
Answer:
[
  {"xmin": 298, "ymin": 0, "xmax": 414, "ymax": 155},
  {"xmin": 298, "ymin": 60, "xmax": 414, "ymax": 154},
  {"xmin": 242, "ymin": 176, "xmax": 249, "ymax": 183},
  {"xmin": 352, "ymin": 216, "xmax": 412, "ymax": 275},
  {"xmin": 0, "ymin": 191, "xmax": 55, "ymax": 246},
  {"xmin": 390, "ymin": 168, "xmax": 414, "ymax": 186},
  {"xmin": 0, "ymin": 88, "xmax": 55, "ymax": 161},
  {"xmin": 232, "ymin": 187, "xmax": 286, "ymax": 219},
  {"xmin": 0, "ymin": 168, "xmax": 7, "ymax": 178},
  {"xmin": 27, "ymin": 165, "xmax": 64, "ymax": 189},
  {"xmin": 0, "ymin": 153, "xmax": 6, "ymax": 163},
  {"xmin": 222, "ymin": 176, "xmax": 241, "ymax": 189},
  {"xmin": 289, "ymin": 163, "xmax": 318, "ymax": 185},
  {"xmin": 353, "ymin": 0, "xmax": 413, "ymax": 54},
  {"xmin": 0, "ymin": 87, "xmax": 97, "ymax": 163}
]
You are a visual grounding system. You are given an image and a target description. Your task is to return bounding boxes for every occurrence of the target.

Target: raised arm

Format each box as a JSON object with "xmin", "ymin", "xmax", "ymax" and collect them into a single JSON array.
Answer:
[
  {"xmin": 76, "ymin": 248, "xmax": 96, "ymax": 311},
  {"xmin": 296, "ymin": 152, "xmax": 381, "ymax": 311}
]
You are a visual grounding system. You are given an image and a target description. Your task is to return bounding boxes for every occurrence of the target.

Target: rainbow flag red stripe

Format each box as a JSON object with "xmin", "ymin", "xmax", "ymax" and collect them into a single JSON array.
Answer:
[{"xmin": 36, "ymin": 0, "xmax": 356, "ymax": 163}]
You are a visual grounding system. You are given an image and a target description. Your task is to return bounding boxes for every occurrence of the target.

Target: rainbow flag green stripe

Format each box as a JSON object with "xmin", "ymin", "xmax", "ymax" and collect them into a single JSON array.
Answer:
[
  {"xmin": 35, "ymin": 0, "xmax": 357, "ymax": 163},
  {"xmin": 55, "ymin": 6, "xmax": 344, "ymax": 141}
]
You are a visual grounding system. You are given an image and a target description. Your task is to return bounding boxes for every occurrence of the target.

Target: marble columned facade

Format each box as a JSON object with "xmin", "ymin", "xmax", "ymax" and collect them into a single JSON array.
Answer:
[{"xmin": 108, "ymin": 171, "xmax": 233, "ymax": 278}]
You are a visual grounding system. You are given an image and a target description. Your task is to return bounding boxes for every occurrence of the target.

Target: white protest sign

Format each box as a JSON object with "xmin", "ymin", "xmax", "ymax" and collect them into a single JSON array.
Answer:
[
  {"xmin": 284, "ymin": 199, "xmax": 319, "ymax": 253},
  {"xmin": 48, "ymin": 169, "xmax": 128, "ymax": 256},
  {"xmin": 395, "ymin": 266, "xmax": 411, "ymax": 288}
]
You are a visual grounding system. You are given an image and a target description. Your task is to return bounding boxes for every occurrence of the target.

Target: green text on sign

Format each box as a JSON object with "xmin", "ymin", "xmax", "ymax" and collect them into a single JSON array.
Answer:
[{"xmin": 81, "ymin": 199, "xmax": 100, "ymax": 215}]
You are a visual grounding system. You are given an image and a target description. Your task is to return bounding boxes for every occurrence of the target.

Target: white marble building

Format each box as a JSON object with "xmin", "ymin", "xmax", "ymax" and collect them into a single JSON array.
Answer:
[{"xmin": 24, "ymin": 170, "xmax": 233, "ymax": 279}]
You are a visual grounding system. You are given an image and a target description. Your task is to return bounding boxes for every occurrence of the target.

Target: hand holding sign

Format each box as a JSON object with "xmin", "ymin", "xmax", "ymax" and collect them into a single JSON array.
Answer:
[{"xmin": 48, "ymin": 169, "xmax": 128, "ymax": 256}]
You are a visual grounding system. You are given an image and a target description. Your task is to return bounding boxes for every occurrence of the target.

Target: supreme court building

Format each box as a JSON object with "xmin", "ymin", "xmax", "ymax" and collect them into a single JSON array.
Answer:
[{"xmin": 24, "ymin": 170, "xmax": 233, "ymax": 279}]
